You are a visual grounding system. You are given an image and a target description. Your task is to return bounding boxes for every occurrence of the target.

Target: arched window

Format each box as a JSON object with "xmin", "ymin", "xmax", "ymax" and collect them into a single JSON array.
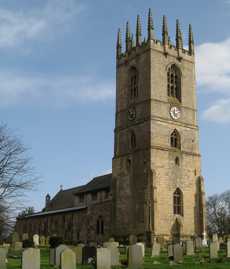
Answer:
[
  {"xmin": 96, "ymin": 216, "xmax": 104, "ymax": 235},
  {"xmin": 173, "ymin": 188, "xmax": 183, "ymax": 216},
  {"xmin": 170, "ymin": 129, "xmax": 181, "ymax": 149},
  {"xmin": 130, "ymin": 67, "xmax": 138, "ymax": 98},
  {"xmin": 130, "ymin": 131, "xmax": 136, "ymax": 149},
  {"xmin": 167, "ymin": 64, "xmax": 181, "ymax": 102}
]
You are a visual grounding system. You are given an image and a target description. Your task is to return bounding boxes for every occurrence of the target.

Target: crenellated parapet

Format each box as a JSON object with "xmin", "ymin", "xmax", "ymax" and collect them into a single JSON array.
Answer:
[{"xmin": 116, "ymin": 9, "xmax": 195, "ymax": 63}]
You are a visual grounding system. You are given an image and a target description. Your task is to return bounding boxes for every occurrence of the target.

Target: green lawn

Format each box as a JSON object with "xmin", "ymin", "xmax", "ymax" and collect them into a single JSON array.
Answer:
[{"xmin": 6, "ymin": 247, "xmax": 230, "ymax": 269}]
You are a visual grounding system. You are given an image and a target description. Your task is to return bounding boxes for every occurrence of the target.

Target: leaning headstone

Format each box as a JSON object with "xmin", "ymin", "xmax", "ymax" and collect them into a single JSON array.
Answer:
[
  {"xmin": 173, "ymin": 244, "xmax": 183, "ymax": 263},
  {"xmin": 136, "ymin": 242, "xmax": 145, "ymax": 257},
  {"xmin": 97, "ymin": 248, "xmax": 111, "ymax": 269},
  {"xmin": 22, "ymin": 248, "xmax": 40, "ymax": 269},
  {"xmin": 210, "ymin": 242, "xmax": 218, "ymax": 259},
  {"xmin": 33, "ymin": 234, "xmax": 39, "ymax": 247},
  {"xmin": 82, "ymin": 246, "xmax": 96, "ymax": 265},
  {"xmin": 194, "ymin": 237, "xmax": 202, "ymax": 250},
  {"xmin": 129, "ymin": 234, "xmax": 137, "ymax": 245},
  {"xmin": 0, "ymin": 247, "xmax": 7, "ymax": 269},
  {"xmin": 71, "ymin": 245, "xmax": 83, "ymax": 264},
  {"xmin": 186, "ymin": 240, "xmax": 194, "ymax": 256},
  {"xmin": 128, "ymin": 244, "xmax": 143, "ymax": 269},
  {"xmin": 227, "ymin": 240, "xmax": 230, "ymax": 258},
  {"xmin": 61, "ymin": 248, "xmax": 76, "ymax": 269},
  {"xmin": 55, "ymin": 245, "xmax": 69, "ymax": 267},
  {"xmin": 152, "ymin": 242, "xmax": 160, "ymax": 257}
]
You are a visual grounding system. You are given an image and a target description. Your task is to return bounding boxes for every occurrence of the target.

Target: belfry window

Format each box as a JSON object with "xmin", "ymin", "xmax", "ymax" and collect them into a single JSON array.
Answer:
[
  {"xmin": 170, "ymin": 129, "xmax": 181, "ymax": 149},
  {"xmin": 173, "ymin": 188, "xmax": 183, "ymax": 216},
  {"xmin": 130, "ymin": 67, "xmax": 138, "ymax": 98},
  {"xmin": 167, "ymin": 64, "xmax": 181, "ymax": 102}
]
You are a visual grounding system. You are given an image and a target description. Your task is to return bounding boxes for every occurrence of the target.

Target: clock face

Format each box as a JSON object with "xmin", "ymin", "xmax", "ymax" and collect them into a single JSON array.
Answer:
[
  {"xmin": 128, "ymin": 107, "xmax": 136, "ymax": 121},
  {"xmin": 170, "ymin": 106, "xmax": 181, "ymax": 120}
]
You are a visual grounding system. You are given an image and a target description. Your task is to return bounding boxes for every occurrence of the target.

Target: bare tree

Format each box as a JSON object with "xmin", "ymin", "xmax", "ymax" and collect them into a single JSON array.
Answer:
[
  {"xmin": 0, "ymin": 125, "xmax": 36, "ymax": 239},
  {"xmin": 206, "ymin": 190, "xmax": 230, "ymax": 236}
]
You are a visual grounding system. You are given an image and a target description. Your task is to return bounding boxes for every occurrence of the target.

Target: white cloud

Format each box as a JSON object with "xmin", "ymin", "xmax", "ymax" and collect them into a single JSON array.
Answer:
[
  {"xmin": 0, "ymin": 72, "xmax": 114, "ymax": 106},
  {"xmin": 203, "ymin": 99, "xmax": 230, "ymax": 123},
  {"xmin": 196, "ymin": 38, "xmax": 230, "ymax": 123},
  {"xmin": 196, "ymin": 38, "xmax": 230, "ymax": 93},
  {"xmin": 0, "ymin": 0, "xmax": 84, "ymax": 48}
]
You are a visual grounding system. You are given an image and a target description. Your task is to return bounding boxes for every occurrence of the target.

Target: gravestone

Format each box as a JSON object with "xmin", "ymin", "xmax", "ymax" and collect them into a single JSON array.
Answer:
[
  {"xmin": 186, "ymin": 240, "xmax": 194, "ymax": 256},
  {"xmin": 129, "ymin": 234, "xmax": 137, "ymax": 245},
  {"xmin": 55, "ymin": 245, "xmax": 69, "ymax": 267},
  {"xmin": 194, "ymin": 237, "xmax": 202, "ymax": 250},
  {"xmin": 14, "ymin": 242, "xmax": 23, "ymax": 251},
  {"xmin": 0, "ymin": 247, "xmax": 7, "ymax": 269},
  {"xmin": 89, "ymin": 242, "xmax": 97, "ymax": 247},
  {"xmin": 152, "ymin": 242, "xmax": 160, "ymax": 257},
  {"xmin": 12, "ymin": 232, "xmax": 19, "ymax": 243},
  {"xmin": 210, "ymin": 242, "xmax": 218, "ymax": 259},
  {"xmin": 61, "ymin": 248, "xmax": 76, "ymax": 269},
  {"xmin": 49, "ymin": 248, "xmax": 55, "ymax": 266},
  {"xmin": 103, "ymin": 242, "xmax": 119, "ymax": 248},
  {"xmin": 82, "ymin": 246, "xmax": 96, "ymax": 265},
  {"xmin": 168, "ymin": 244, "xmax": 173, "ymax": 258},
  {"xmin": 128, "ymin": 244, "xmax": 143, "ymax": 269},
  {"xmin": 136, "ymin": 242, "xmax": 145, "ymax": 257},
  {"xmin": 212, "ymin": 233, "xmax": 218, "ymax": 242},
  {"xmin": 103, "ymin": 243, "xmax": 120, "ymax": 266},
  {"xmin": 3, "ymin": 243, "xmax": 10, "ymax": 248},
  {"xmin": 212, "ymin": 234, "xmax": 219, "ymax": 251},
  {"xmin": 97, "ymin": 248, "xmax": 111, "ymax": 269},
  {"xmin": 22, "ymin": 248, "xmax": 40, "ymax": 269},
  {"xmin": 182, "ymin": 241, "xmax": 186, "ymax": 255},
  {"xmin": 2, "ymin": 244, "xmax": 9, "ymax": 255},
  {"xmin": 45, "ymin": 236, "xmax": 50, "ymax": 246},
  {"xmin": 33, "ymin": 234, "xmax": 39, "ymax": 247},
  {"xmin": 71, "ymin": 246, "xmax": 83, "ymax": 264},
  {"xmin": 227, "ymin": 240, "xmax": 230, "ymax": 258},
  {"xmin": 108, "ymin": 238, "xmax": 115, "ymax": 242},
  {"xmin": 22, "ymin": 233, "xmax": 29, "ymax": 241},
  {"xmin": 173, "ymin": 244, "xmax": 183, "ymax": 263},
  {"xmin": 40, "ymin": 236, "xmax": 46, "ymax": 246}
]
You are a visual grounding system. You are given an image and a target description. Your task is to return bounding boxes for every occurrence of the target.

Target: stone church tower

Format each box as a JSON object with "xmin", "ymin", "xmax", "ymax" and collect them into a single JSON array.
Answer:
[{"xmin": 112, "ymin": 10, "xmax": 206, "ymax": 244}]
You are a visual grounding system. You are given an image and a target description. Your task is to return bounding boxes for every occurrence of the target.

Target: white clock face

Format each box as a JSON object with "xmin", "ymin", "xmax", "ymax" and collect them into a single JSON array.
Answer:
[{"xmin": 170, "ymin": 106, "xmax": 181, "ymax": 120}]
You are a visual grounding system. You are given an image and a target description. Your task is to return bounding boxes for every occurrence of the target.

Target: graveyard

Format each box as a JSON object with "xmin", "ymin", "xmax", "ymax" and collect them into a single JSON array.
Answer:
[{"xmin": 2, "ymin": 235, "xmax": 230, "ymax": 269}]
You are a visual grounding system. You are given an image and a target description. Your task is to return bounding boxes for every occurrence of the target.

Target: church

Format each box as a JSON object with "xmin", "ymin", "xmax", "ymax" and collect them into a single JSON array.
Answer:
[{"xmin": 15, "ymin": 9, "xmax": 207, "ymax": 245}]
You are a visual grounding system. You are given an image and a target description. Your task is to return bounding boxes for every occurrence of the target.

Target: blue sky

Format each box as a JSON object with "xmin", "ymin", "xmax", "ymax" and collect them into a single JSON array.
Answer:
[{"xmin": 1, "ymin": 0, "xmax": 230, "ymax": 210}]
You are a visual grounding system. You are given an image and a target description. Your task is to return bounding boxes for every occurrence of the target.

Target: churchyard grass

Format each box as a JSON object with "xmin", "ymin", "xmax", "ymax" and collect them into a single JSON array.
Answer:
[{"xmin": 6, "ymin": 246, "xmax": 230, "ymax": 269}]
